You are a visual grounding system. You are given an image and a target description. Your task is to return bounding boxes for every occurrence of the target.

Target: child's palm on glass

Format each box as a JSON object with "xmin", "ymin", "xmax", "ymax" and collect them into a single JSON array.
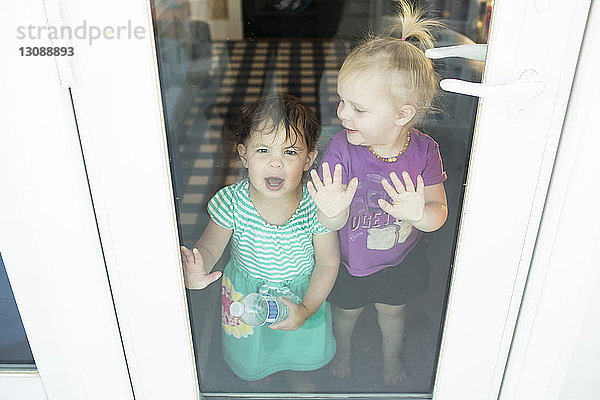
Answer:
[
  {"xmin": 180, "ymin": 246, "xmax": 222, "ymax": 289},
  {"xmin": 308, "ymin": 162, "xmax": 358, "ymax": 218},
  {"xmin": 378, "ymin": 171, "xmax": 425, "ymax": 222}
]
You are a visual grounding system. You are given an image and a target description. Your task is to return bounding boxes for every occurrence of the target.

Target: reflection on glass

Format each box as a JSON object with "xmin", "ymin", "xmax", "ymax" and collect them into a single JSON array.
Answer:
[
  {"xmin": 0, "ymin": 253, "xmax": 35, "ymax": 368},
  {"xmin": 151, "ymin": 0, "xmax": 490, "ymax": 395}
]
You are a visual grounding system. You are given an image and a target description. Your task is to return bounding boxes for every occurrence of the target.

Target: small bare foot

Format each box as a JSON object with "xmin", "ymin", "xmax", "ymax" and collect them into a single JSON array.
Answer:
[
  {"xmin": 283, "ymin": 371, "xmax": 317, "ymax": 393},
  {"xmin": 383, "ymin": 358, "xmax": 407, "ymax": 386},
  {"xmin": 329, "ymin": 351, "xmax": 352, "ymax": 379}
]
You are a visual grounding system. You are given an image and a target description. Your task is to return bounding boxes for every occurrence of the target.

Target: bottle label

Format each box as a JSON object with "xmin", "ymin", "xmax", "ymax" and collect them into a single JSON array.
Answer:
[{"xmin": 262, "ymin": 295, "xmax": 279, "ymax": 326}]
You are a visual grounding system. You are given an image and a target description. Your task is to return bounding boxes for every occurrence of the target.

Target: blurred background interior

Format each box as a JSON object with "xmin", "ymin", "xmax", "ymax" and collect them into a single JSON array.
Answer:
[{"xmin": 149, "ymin": 0, "xmax": 491, "ymax": 394}]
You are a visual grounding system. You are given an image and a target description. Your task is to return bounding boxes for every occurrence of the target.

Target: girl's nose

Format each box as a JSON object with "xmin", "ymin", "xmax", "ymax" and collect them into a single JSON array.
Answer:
[{"xmin": 268, "ymin": 155, "xmax": 283, "ymax": 168}]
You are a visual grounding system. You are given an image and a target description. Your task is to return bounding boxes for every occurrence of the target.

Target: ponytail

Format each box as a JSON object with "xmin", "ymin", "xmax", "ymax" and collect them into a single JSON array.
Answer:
[{"xmin": 384, "ymin": 0, "xmax": 443, "ymax": 50}]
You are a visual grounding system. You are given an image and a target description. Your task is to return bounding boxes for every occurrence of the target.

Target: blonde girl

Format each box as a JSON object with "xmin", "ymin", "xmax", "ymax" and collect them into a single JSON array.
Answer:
[{"xmin": 307, "ymin": 1, "xmax": 448, "ymax": 385}]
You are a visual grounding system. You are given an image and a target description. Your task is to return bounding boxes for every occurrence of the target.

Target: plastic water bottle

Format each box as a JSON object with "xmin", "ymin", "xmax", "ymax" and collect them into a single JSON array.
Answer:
[{"xmin": 229, "ymin": 292, "xmax": 289, "ymax": 326}]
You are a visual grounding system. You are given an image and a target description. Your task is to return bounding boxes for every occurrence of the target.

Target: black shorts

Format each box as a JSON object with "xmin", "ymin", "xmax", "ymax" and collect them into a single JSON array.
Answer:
[{"xmin": 327, "ymin": 240, "xmax": 431, "ymax": 309}]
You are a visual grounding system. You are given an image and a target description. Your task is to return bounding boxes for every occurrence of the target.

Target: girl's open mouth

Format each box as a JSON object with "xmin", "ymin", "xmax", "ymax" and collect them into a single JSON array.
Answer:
[{"xmin": 265, "ymin": 177, "xmax": 284, "ymax": 191}]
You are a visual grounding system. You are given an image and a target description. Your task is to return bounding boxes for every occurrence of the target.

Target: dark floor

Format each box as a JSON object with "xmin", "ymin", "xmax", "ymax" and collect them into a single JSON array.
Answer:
[{"xmin": 164, "ymin": 38, "xmax": 480, "ymax": 396}]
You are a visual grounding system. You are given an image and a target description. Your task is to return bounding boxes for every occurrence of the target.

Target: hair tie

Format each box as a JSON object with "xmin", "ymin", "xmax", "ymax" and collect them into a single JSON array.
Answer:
[{"xmin": 400, "ymin": 37, "xmax": 406, "ymax": 41}]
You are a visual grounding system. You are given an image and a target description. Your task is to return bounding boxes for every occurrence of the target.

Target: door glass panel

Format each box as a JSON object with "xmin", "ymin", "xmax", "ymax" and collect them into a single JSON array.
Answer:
[
  {"xmin": 151, "ymin": 0, "xmax": 490, "ymax": 395},
  {"xmin": 0, "ymin": 253, "xmax": 35, "ymax": 369}
]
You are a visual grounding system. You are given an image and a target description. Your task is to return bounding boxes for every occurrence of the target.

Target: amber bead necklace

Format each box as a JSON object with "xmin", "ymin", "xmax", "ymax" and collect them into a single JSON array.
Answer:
[{"xmin": 368, "ymin": 131, "xmax": 411, "ymax": 163}]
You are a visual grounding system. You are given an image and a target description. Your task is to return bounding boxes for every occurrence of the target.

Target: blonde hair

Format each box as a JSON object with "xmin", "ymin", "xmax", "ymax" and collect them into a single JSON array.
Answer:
[{"xmin": 339, "ymin": 0, "xmax": 443, "ymax": 124}]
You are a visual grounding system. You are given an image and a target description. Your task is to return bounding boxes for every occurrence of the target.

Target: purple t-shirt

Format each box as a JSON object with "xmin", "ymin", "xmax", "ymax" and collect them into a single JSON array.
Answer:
[{"xmin": 320, "ymin": 129, "xmax": 447, "ymax": 277}]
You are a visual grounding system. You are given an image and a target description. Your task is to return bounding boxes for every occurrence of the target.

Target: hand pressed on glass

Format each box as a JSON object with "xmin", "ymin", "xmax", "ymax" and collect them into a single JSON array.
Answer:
[
  {"xmin": 378, "ymin": 171, "xmax": 425, "ymax": 223},
  {"xmin": 307, "ymin": 162, "xmax": 358, "ymax": 218},
  {"xmin": 180, "ymin": 246, "xmax": 222, "ymax": 289}
]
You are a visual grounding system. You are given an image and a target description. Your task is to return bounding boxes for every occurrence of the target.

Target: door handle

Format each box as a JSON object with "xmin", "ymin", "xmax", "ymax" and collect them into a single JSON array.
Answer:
[
  {"xmin": 437, "ymin": 70, "xmax": 545, "ymax": 123},
  {"xmin": 439, "ymin": 70, "xmax": 545, "ymax": 100},
  {"xmin": 425, "ymin": 44, "xmax": 488, "ymax": 62},
  {"xmin": 426, "ymin": 43, "xmax": 546, "ymax": 122},
  {"xmin": 425, "ymin": 44, "xmax": 545, "ymax": 100}
]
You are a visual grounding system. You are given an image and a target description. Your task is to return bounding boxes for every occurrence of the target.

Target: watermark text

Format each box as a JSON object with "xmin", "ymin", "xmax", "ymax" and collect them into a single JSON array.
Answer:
[{"xmin": 17, "ymin": 20, "xmax": 146, "ymax": 46}]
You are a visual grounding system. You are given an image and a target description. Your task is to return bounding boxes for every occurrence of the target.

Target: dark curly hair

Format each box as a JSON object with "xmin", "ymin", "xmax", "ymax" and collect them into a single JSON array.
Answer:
[{"xmin": 229, "ymin": 94, "xmax": 319, "ymax": 152}]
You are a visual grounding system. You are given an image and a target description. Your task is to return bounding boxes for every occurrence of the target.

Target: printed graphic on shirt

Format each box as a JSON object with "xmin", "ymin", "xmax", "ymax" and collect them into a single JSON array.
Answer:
[
  {"xmin": 366, "ymin": 221, "xmax": 413, "ymax": 250},
  {"xmin": 222, "ymin": 277, "xmax": 254, "ymax": 339},
  {"xmin": 348, "ymin": 173, "xmax": 413, "ymax": 251}
]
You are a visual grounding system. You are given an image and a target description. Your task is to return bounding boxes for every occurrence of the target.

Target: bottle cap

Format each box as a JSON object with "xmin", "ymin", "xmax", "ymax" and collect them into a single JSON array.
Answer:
[{"xmin": 229, "ymin": 301, "xmax": 245, "ymax": 317}]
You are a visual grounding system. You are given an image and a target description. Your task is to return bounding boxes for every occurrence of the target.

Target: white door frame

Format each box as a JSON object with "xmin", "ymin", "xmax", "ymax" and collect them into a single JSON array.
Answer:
[
  {"xmin": 48, "ymin": 0, "xmax": 200, "ymax": 398},
  {"xmin": 64, "ymin": 0, "xmax": 591, "ymax": 399},
  {"xmin": 433, "ymin": 1, "xmax": 591, "ymax": 398},
  {"xmin": 499, "ymin": 2, "xmax": 600, "ymax": 398},
  {"xmin": 0, "ymin": 1, "xmax": 134, "ymax": 399},
  {"xmin": 1, "ymin": 0, "xmax": 593, "ymax": 399}
]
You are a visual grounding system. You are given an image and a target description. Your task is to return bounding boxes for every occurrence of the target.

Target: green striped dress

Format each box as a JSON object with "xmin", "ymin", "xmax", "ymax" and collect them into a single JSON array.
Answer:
[{"xmin": 208, "ymin": 179, "xmax": 336, "ymax": 381}]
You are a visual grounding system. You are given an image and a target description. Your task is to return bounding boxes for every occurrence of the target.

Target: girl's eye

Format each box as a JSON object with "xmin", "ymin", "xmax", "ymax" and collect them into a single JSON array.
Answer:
[
  {"xmin": 354, "ymin": 107, "xmax": 365, "ymax": 113},
  {"xmin": 256, "ymin": 148, "xmax": 268, "ymax": 153},
  {"xmin": 285, "ymin": 149, "xmax": 298, "ymax": 156}
]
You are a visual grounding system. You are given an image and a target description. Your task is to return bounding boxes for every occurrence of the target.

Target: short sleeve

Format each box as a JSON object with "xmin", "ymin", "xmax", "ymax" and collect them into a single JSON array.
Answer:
[
  {"xmin": 305, "ymin": 194, "xmax": 330, "ymax": 235},
  {"xmin": 311, "ymin": 213, "xmax": 330, "ymax": 235},
  {"xmin": 207, "ymin": 186, "xmax": 235, "ymax": 230},
  {"xmin": 422, "ymin": 140, "xmax": 447, "ymax": 186},
  {"xmin": 319, "ymin": 131, "xmax": 350, "ymax": 185}
]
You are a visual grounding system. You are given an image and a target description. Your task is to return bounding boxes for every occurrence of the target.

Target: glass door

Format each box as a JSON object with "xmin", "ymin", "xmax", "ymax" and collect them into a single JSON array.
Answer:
[{"xmin": 62, "ymin": 0, "xmax": 590, "ymax": 399}]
